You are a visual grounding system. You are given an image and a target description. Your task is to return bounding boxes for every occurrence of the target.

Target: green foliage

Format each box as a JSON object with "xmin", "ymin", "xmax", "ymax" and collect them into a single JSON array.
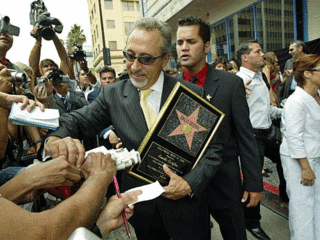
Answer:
[{"xmin": 66, "ymin": 24, "xmax": 86, "ymax": 53}]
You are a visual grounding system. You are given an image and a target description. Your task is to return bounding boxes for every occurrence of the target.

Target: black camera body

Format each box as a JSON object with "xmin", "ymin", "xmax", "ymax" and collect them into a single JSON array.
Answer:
[
  {"xmin": 117, "ymin": 69, "xmax": 129, "ymax": 81},
  {"xmin": 0, "ymin": 16, "xmax": 20, "ymax": 36},
  {"xmin": 48, "ymin": 67, "xmax": 69, "ymax": 86},
  {"xmin": 32, "ymin": 12, "xmax": 63, "ymax": 40},
  {"xmin": 69, "ymin": 45, "xmax": 86, "ymax": 62},
  {"xmin": 9, "ymin": 69, "xmax": 27, "ymax": 83}
]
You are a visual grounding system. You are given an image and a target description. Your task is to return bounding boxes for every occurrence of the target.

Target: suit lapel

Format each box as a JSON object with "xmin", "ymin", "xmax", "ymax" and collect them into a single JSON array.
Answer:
[
  {"xmin": 203, "ymin": 66, "xmax": 220, "ymax": 100},
  {"xmin": 122, "ymin": 80, "xmax": 149, "ymax": 133},
  {"xmin": 160, "ymin": 74, "xmax": 176, "ymax": 108},
  {"xmin": 53, "ymin": 95, "xmax": 67, "ymax": 112}
]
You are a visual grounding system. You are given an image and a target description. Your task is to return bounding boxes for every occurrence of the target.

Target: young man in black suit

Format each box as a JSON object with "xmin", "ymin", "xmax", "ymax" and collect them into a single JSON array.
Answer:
[
  {"xmin": 176, "ymin": 16, "xmax": 264, "ymax": 240},
  {"xmin": 43, "ymin": 18, "xmax": 224, "ymax": 240}
]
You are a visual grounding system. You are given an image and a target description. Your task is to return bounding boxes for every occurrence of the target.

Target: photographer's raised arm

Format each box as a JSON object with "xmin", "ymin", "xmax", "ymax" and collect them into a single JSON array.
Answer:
[
  {"xmin": 29, "ymin": 24, "xmax": 42, "ymax": 79},
  {"xmin": 53, "ymin": 34, "xmax": 75, "ymax": 79},
  {"xmin": 79, "ymin": 60, "xmax": 97, "ymax": 84}
]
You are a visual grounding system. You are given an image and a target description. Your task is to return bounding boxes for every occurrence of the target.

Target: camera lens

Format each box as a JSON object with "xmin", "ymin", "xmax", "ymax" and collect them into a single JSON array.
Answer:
[{"xmin": 40, "ymin": 27, "xmax": 55, "ymax": 41}]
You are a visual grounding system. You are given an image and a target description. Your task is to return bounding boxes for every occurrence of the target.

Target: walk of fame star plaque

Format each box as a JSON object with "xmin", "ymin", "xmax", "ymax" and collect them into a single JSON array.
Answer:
[{"xmin": 127, "ymin": 82, "xmax": 225, "ymax": 185}]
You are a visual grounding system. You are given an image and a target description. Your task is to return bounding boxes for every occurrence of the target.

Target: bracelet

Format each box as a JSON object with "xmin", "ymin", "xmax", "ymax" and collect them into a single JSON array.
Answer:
[{"xmin": 34, "ymin": 140, "xmax": 42, "ymax": 145}]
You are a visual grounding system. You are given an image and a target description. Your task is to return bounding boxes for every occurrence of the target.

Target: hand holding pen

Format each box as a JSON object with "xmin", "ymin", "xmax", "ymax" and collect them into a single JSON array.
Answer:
[{"xmin": 96, "ymin": 176, "xmax": 142, "ymax": 238}]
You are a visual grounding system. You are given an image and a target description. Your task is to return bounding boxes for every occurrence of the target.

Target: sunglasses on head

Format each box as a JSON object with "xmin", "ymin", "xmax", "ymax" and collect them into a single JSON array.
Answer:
[
  {"xmin": 123, "ymin": 50, "xmax": 165, "ymax": 65},
  {"xmin": 310, "ymin": 68, "xmax": 320, "ymax": 72}
]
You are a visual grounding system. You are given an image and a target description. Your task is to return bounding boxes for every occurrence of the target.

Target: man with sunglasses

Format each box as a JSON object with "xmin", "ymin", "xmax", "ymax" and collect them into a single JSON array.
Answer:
[
  {"xmin": 43, "ymin": 18, "xmax": 223, "ymax": 240},
  {"xmin": 281, "ymin": 40, "xmax": 308, "ymax": 101}
]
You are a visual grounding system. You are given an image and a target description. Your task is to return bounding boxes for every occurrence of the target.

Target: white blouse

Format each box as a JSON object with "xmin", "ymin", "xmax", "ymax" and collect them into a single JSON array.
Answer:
[{"xmin": 280, "ymin": 86, "xmax": 320, "ymax": 158}]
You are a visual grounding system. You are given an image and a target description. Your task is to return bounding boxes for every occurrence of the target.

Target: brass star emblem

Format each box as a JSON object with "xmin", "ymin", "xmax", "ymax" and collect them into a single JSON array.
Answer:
[{"xmin": 169, "ymin": 107, "xmax": 207, "ymax": 149}]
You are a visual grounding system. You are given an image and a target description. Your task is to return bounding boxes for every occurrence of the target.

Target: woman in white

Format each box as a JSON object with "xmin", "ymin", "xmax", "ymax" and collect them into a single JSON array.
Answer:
[{"xmin": 280, "ymin": 54, "xmax": 320, "ymax": 240}]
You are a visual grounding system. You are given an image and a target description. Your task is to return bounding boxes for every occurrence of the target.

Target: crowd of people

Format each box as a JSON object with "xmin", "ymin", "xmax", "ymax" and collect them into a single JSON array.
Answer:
[{"xmin": 0, "ymin": 12, "xmax": 319, "ymax": 240}]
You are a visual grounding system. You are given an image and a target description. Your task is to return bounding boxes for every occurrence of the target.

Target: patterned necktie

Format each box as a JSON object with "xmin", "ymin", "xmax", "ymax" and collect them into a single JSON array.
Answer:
[
  {"xmin": 140, "ymin": 89, "xmax": 156, "ymax": 129},
  {"xmin": 189, "ymin": 76, "xmax": 198, "ymax": 83},
  {"xmin": 61, "ymin": 96, "xmax": 70, "ymax": 112}
]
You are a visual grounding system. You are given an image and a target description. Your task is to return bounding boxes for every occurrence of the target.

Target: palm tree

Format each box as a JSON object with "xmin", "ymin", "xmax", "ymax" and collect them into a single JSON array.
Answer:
[{"xmin": 65, "ymin": 24, "xmax": 86, "ymax": 53}]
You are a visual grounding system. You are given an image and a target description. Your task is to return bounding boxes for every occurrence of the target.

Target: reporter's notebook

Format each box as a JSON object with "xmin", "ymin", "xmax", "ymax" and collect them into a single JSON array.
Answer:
[{"xmin": 9, "ymin": 102, "xmax": 59, "ymax": 130}]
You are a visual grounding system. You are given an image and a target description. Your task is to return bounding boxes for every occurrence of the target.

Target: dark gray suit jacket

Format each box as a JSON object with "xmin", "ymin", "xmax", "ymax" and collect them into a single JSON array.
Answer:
[
  {"xmin": 52, "ymin": 91, "xmax": 89, "ymax": 116},
  {"xmin": 177, "ymin": 66, "xmax": 263, "ymax": 209},
  {"xmin": 50, "ymin": 73, "xmax": 223, "ymax": 239}
]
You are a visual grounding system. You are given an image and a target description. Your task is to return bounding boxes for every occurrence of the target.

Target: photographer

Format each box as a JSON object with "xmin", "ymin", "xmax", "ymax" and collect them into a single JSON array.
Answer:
[
  {"xmin": 76, "ymin": 59, "xmax": 100, "ymax": 100},
  {"xmin": 45, "ymin": 67, "xmax": 88, "ymax": 115},
  {"xmin": 29, "ymin": 23, "xmax": 75, "ymax": 91}
]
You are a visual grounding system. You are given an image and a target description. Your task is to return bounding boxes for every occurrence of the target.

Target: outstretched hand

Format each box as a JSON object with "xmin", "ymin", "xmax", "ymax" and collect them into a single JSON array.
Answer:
[{"xmin": 45, "ymin": 136, "xmax": 86, "ymax": 168}]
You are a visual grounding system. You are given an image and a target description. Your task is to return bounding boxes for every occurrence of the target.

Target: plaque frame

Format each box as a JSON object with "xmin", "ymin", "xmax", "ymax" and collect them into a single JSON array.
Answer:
[{"xmin": 127, "ymin": 82, "xmax": 225, "ymax": 185}]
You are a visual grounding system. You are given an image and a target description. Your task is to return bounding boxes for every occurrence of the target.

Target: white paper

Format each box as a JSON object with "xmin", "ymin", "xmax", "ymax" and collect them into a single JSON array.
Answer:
[
  {"xmin": 13, "ymin": 102, "xmax": 59, "ymax": 119},
  {"xmin": 127, "ymin": 181, "xmax": 165, "ymax": 206},
  {"xmin": 9, "ymin": 102, "xmax": 59, "ymax": 129}
]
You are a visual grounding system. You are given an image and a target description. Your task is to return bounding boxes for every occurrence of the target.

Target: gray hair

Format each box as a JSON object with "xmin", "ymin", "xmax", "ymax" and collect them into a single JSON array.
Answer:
[
  {"xmin": 290, "ymin": 40, "xmax": 309, "ymax": 54},
  {"xmin": 236, "ymin": 39, "xmax": 259, "ymax": 63},
  {"xmin": 128, "ymin": 18, "xmax": 172, "ymax": 55}
]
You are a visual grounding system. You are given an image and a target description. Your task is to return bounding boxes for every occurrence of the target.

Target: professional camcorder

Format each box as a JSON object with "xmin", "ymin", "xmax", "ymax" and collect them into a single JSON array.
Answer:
[
  {"xmin": 0, "ymin": 16, "xmax": 20, "ymax": 36},
  {"xmin": 9, "ymin": 69, "xmax": 27, "ymax": 83},
  {"xmin": 69, "ymin": 44, "xmax": 86, "ymax": 62},
  {"xmin": 31, "ymin": 12, "xmax": 63, "ymax": 40}
]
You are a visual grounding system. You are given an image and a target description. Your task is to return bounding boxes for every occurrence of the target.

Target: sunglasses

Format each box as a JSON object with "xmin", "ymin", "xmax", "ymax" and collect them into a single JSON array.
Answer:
[
  {"xmin": 123, "ymin": 50, "xmax": 165, "ymax": 65},
  {"xmin": 310, "ymin": 68, "xmax": 320, "ymax": 72}
]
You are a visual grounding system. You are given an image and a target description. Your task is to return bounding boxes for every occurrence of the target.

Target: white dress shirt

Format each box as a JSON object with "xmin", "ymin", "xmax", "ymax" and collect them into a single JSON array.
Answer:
[
  {"xmin": 237, "ymin": 67, "xmax": 282, "ymax": 129},
  {"xmin": 76, "ymin": 80, "xmax": 101, "ymax": 100},
  {"xmin": 280, "ymin": 86, "xmax": 320, "ymax": 158}
]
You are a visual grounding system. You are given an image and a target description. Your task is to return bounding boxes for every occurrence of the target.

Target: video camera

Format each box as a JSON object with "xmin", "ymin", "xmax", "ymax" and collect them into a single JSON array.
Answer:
[
  {"xmin": 47, "ymin": 67, "xmax": 69, "ymax": 85},
  {"xmin": 69, "ymin": 44, "xmax": 86, "ymax": 62},
  {"xmin": 47, "ymin": 67, "xmax": 77, "ymax": 92},
  {"xmin": 0, "ymin": 16, "xmax": 20, "ymax": 36},
  {"xmin": 32, "ymin": 12, "xmax": 63, "ymax": 40},
  {"xmin": 9, "ymin": 69, "xmax": 27, "ymax": 83}
]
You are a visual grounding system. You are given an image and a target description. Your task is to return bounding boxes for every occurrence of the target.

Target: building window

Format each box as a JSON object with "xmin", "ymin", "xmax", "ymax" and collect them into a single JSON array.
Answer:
[
  {"xmin": 123, "ymin": 1, "xmax": 134, "ymax": 11},
  {"xmin": 96, "ymin": 25, "xmax": 99, "ymax": 39},
  {"xmin": 136, "ymin": 1, "xmax": 140, "ymax": 11},
  {"xmin": 210, "ymin": 0, "xmax": 295, "ymax": 60},
  {"xmin": 124, "ymin": 22, "xmax": 134, "ymax": 35},
  {"xmin": 107, "ymin": 20, "xmax": 115, "ymax": 29},
  {"xmin": 104, "ymin": 0, "xmax": 113, "ymax": 9},
  {"xmin": 109, "ymin": 41, "xmax": 117, "ymax": 51}
]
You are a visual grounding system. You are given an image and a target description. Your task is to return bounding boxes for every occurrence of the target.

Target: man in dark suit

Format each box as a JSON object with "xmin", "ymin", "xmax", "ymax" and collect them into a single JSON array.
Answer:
[
  {"xmin": 175, "ymin": 16, "xmax": 263, "ymax": 240},
  {"xmin": 43, "ymin": 18, "xmax": 224, "ymax": 240}
]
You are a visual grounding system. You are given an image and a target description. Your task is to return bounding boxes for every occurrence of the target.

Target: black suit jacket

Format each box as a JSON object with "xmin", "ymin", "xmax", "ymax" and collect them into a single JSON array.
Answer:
[
  {"xmin": 177, "ymin": 66, "xmax": 263, "ymax": 209},
  {"xmin": 50, "ymin": 73, "xmax": 223, "ymax": 239}
]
